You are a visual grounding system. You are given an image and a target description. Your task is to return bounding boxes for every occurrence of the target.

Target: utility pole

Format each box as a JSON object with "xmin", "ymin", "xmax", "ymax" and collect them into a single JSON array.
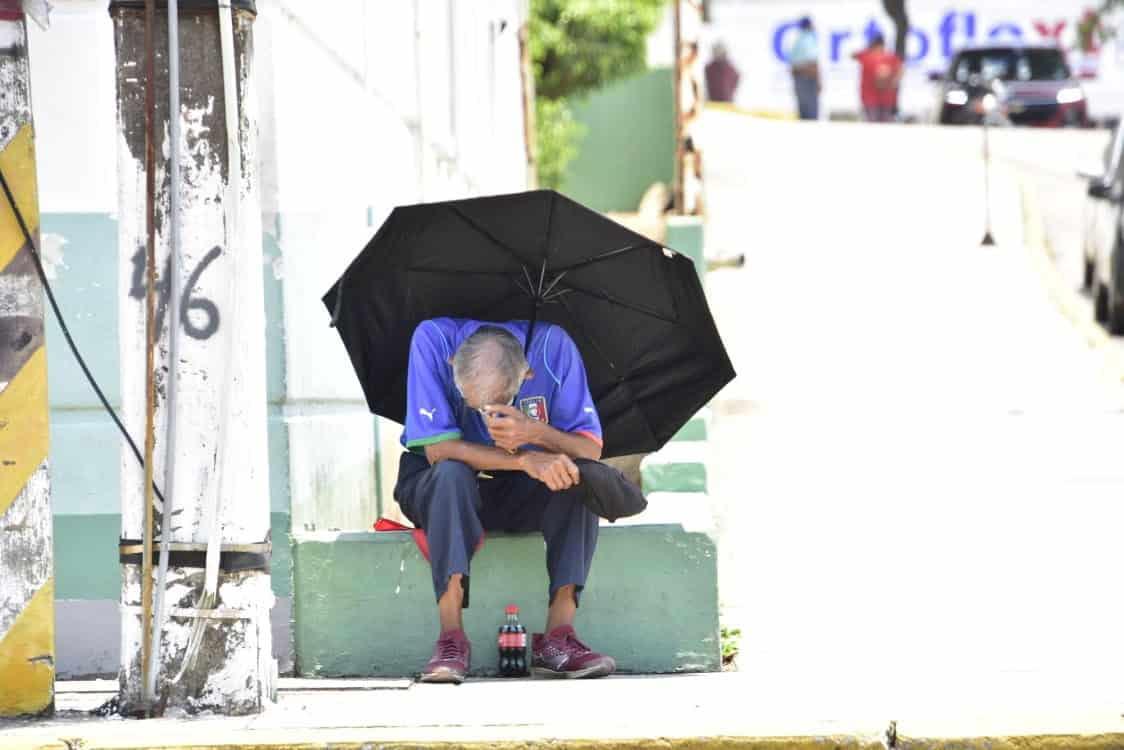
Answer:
[
  {"xmin": 672, "ymin": 0, "xmax": 684, "ymax": 214},
  {"xmin": 109, "ymin": 0, "xmax": 274, "ymax": 715},
  {"xmin": 0, "ymin": 1, "xmax": 55, "ymax": 719},
  {"xmin": 517, "ymin": 0, "xmax": 537, "ymax": 189}
]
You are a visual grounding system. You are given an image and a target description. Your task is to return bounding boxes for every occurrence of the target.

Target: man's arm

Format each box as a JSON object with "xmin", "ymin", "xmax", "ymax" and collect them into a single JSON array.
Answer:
[
  {"xmin": 425, "ymin": 438, "xmax": 581, "ymax": 491},
  {"xmin": 424, "ymin": 439, "xmax": 525, "ymax": 471},
  {"xmin": 483, "ymin": 405, "xmax": 602, "ymax": 461}
]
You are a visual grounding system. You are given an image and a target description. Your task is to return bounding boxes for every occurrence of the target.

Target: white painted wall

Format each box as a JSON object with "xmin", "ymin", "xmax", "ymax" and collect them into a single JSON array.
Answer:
[
  {"xmin": 25, "ymin": 0, "xmax": 530, "ymax": 677},
  {"xmin": 255, "ymin": 0, "xmax": 529, "ymax": 530},
  {"xmin": 27, "ymin": 1, "xmax": 116, "ymax": 213}
]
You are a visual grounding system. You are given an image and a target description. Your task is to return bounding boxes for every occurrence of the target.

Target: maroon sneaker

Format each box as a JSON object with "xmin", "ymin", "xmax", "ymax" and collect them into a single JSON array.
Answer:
[
  {"xmin": 531, "ymin": 625, "xmax": 616, "ymax": 679},
  {"xmin": 419, "ymin": 629, "xmax": 470, "ymax": 684}
]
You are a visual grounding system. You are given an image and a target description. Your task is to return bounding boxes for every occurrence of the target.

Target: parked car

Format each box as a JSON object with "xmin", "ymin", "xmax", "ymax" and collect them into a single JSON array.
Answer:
[
  {"xmin": 933, "ymin": 44, "xmax": 1087, "ymax": 127},
  {"xmin": 1082, "ymin": 122, "xmax": 1124, "ymax": 332}
]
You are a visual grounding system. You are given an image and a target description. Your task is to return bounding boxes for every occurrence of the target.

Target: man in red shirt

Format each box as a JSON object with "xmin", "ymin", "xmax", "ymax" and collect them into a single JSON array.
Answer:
[{"xmin": 852, "ymin": 33, "xmax": 902, "ymax": 123}]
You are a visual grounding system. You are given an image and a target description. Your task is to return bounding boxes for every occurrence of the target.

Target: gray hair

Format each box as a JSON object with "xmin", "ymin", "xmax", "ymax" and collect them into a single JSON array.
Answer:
[{"xmin": 452, "ymin": 326, "xmax": 528, "ymax": 402}]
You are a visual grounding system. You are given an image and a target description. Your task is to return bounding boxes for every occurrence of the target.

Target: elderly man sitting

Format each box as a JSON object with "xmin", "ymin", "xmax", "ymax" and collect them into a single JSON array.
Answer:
[{"xmin": 394, "ymin": 317, "xmax": 629, "ymax": 684}]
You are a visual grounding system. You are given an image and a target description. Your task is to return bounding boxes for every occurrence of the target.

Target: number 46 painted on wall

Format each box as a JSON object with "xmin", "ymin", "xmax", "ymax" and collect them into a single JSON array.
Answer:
[{"xmin": 129, "ymin": 245, "xmax": 222, "ymax": 341}]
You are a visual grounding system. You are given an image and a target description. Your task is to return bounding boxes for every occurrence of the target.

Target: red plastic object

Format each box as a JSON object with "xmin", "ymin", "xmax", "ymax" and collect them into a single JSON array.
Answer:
[{"xmin": 372, "ymin": 517, "xmax": 485, "ymax": 564}]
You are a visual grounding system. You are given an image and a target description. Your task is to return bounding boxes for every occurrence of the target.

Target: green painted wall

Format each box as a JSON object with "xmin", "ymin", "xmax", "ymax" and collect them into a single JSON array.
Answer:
[{"xmin": 561, "ymin": 67, "xmax": 676, "ymax": 214}]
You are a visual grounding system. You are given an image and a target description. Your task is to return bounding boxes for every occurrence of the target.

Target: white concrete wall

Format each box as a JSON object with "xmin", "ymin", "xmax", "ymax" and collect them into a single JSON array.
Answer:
[{"xmin": 255, "ymin": 0, "xmax": 529, "ymax": 532}]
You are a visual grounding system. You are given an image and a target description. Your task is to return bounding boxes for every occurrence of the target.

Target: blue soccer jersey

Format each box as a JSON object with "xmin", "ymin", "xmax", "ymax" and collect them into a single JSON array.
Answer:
[{"xmin": 402, "ymin": 318, "xmax": 603, "ymax": 452}]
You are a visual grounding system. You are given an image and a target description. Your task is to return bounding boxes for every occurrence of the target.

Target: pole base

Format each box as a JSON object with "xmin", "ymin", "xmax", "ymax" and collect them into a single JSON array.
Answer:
[{"xmin": 981, "ymin": 231, "xmax": 996, "ymax": 246}]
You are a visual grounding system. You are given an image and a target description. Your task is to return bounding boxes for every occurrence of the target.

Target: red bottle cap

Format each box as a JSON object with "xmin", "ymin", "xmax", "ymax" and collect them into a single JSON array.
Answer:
[{"xmin": 505, "ymin": 604, "xmax": 519, "ymax": 615}]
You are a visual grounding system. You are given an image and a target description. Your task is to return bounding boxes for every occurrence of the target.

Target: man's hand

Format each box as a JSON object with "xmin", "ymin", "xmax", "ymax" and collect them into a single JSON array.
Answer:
[
  {"xmin": 484, "ymin": 404, "xmax": 543, "ymax": 452},
  {"xmin": 518, "ymin": 451, "xmax": 580, "ymax": 491}
]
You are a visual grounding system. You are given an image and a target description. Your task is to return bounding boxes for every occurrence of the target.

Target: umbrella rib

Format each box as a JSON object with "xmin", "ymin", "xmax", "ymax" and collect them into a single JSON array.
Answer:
[
  {"xmin": 447, "ymin": 205, "xmax": 533, "ymax": 269},
  {"xmin": 521, "ymin": 266, "xmax": 536, "ymax": 297},
  {"xmin": 560, "ymin": 281, "xmax": 678, "ymax": 324},
  {"xmin": 405, "ymin": 267, "xmax": 515, "ymax": 277},
  {"xmin": 556, "ymin": 295, "xmax": 661, "ymax": 450},
  {"xmin": 541, "ymin": 271, "xmax": 568, "ymax": 299},
  {"xmin": 551, "ymin": 241, "xmax": 654, "ymax": 272},
  {"xmin": 543, "ymin": 190, "xmax": 556, "ymax": 261}
]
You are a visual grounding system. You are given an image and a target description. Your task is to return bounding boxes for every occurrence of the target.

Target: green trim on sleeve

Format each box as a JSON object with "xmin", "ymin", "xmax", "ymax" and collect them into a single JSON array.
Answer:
[{"xmin": 405, "ymin": 430, "xmax": 462, "ymax": 450}]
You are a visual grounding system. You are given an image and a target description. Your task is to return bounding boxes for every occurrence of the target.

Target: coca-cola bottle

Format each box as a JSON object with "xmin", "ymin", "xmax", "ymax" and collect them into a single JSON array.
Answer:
[{"xmin": 497, "ymin": 604, "xmax": 528, "ymax": 677}]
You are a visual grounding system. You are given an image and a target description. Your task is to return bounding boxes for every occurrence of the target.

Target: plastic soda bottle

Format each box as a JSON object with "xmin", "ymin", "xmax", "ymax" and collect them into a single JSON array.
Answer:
[{"xmin": 497, "ymin": 604, "xmax": 528, "ymax": 676}]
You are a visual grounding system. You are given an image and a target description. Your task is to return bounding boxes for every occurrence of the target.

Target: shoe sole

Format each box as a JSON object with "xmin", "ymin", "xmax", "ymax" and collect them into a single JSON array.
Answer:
[
  {"xmin": 532, "ymin": 661, "xmax": 615, "ymax": 680},
  {"xmin": 418, "ymin": 668, "xmax": 466, "ymax": 685}
]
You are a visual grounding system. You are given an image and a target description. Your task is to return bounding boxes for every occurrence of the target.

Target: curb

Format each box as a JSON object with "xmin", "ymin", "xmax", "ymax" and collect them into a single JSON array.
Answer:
[
  {"xmin": 8, "ymin": 731, "xmax": 1124, "ymax": 750},
  {"xmin": 1017, "ymin": 176, "xmax": 1124, "ymax": 382}
]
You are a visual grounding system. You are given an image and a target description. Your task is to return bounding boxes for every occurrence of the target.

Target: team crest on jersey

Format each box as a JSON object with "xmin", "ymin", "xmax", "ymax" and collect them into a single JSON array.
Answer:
[{"xmin": 519, "ymin": 396, "xmax": 548, "ymax": 423}]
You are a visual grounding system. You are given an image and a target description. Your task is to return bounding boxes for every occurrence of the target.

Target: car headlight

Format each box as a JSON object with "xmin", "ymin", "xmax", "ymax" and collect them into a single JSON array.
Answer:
[
  {"xmin": 945, "ymin": 90, "xmax": 969, "ymax": 106},
  {"xmin": 1057, "ymin": 87, "xmax": 1084, "ymax": 104}
]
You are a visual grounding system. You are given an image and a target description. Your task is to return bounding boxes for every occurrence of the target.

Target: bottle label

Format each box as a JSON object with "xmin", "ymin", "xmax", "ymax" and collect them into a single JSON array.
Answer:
[{"xmin": 498, "ymin": 632, "xmax": 527, "ymax": 649}]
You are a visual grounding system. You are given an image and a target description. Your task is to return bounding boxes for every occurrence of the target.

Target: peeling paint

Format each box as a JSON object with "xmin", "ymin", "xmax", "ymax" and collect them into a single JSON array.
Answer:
[
  {"xmin": 0, "ymin": 467, "xmax": 51, "ymax": 637},
  {"xmin": 113, "ymin": 9, "xmax": 273, "ymax": 715},
  {"xmin": 38, "ymin": 233, "xmax": 67, "ymax": 280}
]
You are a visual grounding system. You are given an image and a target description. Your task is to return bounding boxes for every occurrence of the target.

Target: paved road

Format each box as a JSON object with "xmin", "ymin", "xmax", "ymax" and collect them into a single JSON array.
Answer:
[{"xmin": 702, "ymin": 112, "xmax": 1124, "ymax": 715}]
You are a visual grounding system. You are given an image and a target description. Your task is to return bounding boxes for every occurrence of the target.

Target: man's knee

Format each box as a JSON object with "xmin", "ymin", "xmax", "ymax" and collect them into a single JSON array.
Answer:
[
  {"xmin": 430, "ymin": 459, "xmax": 475, "ymax": 484},
  {"xmin": 423, "ymin": 460, "xmax": 479, "ymax": 517}
]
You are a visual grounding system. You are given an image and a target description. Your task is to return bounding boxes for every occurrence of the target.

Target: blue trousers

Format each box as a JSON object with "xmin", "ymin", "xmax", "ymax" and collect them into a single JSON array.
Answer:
[
  {"xmin": 794, "ymin": 74, "xmax": 819, "ymax": 120},
  {"xmin": 393, "ymin": 452, "xmax": 600, "ymax": 608}
]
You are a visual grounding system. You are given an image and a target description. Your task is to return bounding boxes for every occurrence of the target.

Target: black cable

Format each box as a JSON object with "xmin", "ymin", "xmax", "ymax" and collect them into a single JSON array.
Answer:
[{"xmin": 0, "ymin": 165, "xmax": 165, "ymax": 505}]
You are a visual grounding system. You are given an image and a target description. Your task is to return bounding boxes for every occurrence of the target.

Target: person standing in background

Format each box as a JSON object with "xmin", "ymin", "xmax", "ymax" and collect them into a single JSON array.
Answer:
[
  {"xmin": 787, "ymin": 16, "xmax": 821, "ymax": 120},
  {"xmin": 704, "ymin": 42, "xmax": 740, "ymax": 103},
  {"xmin": 852, "ymin": 33, "xmax": 902, "ymax": 123}
]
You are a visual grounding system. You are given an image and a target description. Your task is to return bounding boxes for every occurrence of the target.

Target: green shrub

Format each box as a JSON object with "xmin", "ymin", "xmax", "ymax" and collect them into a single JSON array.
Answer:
[{"xmin": 530, "ymin": 0, "xmax": 667, "ymax": 187}]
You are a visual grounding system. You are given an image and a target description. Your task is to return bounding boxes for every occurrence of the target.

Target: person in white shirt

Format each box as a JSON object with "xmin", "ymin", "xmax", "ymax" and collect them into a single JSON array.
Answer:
[{"xmin": 787, "ymin": 16, "xmax": 821, "ymax": 120}]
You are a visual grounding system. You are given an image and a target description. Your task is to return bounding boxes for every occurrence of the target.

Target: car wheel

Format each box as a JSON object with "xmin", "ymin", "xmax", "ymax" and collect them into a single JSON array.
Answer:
[
  {"xmin": 1083, "ymin": 256, "xmax": 1095, "ymax": 291},
  {"xmin": 1109, "ymin": 285, "xmax": 1124, "ymax": 335},
  {"xmin": 1095, "ymin": 282, "xmax": 1109, "ymax": 323}
]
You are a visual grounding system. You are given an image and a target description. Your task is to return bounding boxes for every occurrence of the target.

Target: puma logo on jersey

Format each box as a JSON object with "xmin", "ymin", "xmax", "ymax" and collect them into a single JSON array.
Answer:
[{"xmin": 419, "ymin": 408, "xmax": 437, "ymax": 422}]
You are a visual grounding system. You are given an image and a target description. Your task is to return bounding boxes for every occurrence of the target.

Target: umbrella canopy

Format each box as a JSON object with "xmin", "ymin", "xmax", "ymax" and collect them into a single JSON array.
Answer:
[{"xmin": 323, "ymin": 189, "xmax": 735, "ymax": 459}]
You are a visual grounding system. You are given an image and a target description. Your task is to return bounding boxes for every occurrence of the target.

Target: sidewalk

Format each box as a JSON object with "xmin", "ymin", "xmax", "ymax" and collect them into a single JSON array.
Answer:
[{"xmin": 2, "ymin": 672, "xmax": 1123, "ymax": 749}]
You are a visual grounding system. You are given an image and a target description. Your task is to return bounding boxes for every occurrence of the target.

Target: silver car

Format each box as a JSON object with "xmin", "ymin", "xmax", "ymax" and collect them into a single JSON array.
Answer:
[{"xmin": 1082, "ymin": 122, "xmax": 1124, "ymax": 332}]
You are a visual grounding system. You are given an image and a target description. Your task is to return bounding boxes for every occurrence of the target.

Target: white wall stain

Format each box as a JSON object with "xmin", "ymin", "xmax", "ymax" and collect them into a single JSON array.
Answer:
[{"xmin": 39, "ymin": 232, "xmax": 68, "ymax": 280}]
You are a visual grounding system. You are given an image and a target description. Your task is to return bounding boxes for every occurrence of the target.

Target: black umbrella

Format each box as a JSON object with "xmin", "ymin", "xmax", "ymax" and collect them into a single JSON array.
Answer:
[{"xmin": 323, "ymin": 189, "xmax": 735, "ymax": 459}]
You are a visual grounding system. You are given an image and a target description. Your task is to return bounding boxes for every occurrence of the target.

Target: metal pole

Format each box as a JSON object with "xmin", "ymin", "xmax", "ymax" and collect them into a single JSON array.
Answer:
[
  {"xmin": 517, "ymin": 0, "xmax": 536, "ymax": 188},
  {"xmin": 981, "ymin": 118, "xmax": 996, "ymax": 246},
  {"xmin": 140, "ymin": 0, "xmax": 158, "ymax": 715},
  {"xmin": 672, "ymin": 0, "xmax": 684, "ymax": 214},
  {"xmin": 147, "ymin": 0, "xmax": 181, "ymax": 706}
]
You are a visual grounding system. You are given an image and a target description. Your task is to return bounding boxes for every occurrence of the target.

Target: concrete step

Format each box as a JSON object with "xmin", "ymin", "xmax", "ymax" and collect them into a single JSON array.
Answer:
[
  {"xmin": 291, "ymin": 524, "xmax": 719, "ymax": 678},
  {"xmin": 640, "ymin": 440, "xmax": 708, "ymax": 494}
]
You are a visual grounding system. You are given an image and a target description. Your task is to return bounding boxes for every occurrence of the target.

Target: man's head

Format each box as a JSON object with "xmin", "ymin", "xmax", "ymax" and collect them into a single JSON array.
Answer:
[
  {"xmin": 869, "ymin": 32, "xmax": 885, "ymax": 49},
  {"xmin": 798, "ymin": 16, "xmax": 813, "ymax": 31},
  {"xmin": 451, "ymin": 326, "xmax": 530, "ymax": 411}
]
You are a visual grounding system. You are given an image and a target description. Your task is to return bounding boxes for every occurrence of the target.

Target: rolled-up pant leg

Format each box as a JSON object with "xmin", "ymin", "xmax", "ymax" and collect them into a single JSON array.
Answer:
[{"xmin": 394, "ymin": 453, "xmax": 483, "ymax": 606}]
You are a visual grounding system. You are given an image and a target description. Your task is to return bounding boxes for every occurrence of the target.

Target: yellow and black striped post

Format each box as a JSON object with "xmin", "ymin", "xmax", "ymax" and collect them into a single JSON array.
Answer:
[{"xmin": 0, "ymin": 6, "xmax": 55, "ymax": 718}]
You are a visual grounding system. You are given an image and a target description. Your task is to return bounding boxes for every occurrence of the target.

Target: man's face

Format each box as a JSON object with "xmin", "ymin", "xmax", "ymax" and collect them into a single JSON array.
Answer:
[{"xmin": 456, "ymin": 373, "xmax": 521, "ymax": 414}]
